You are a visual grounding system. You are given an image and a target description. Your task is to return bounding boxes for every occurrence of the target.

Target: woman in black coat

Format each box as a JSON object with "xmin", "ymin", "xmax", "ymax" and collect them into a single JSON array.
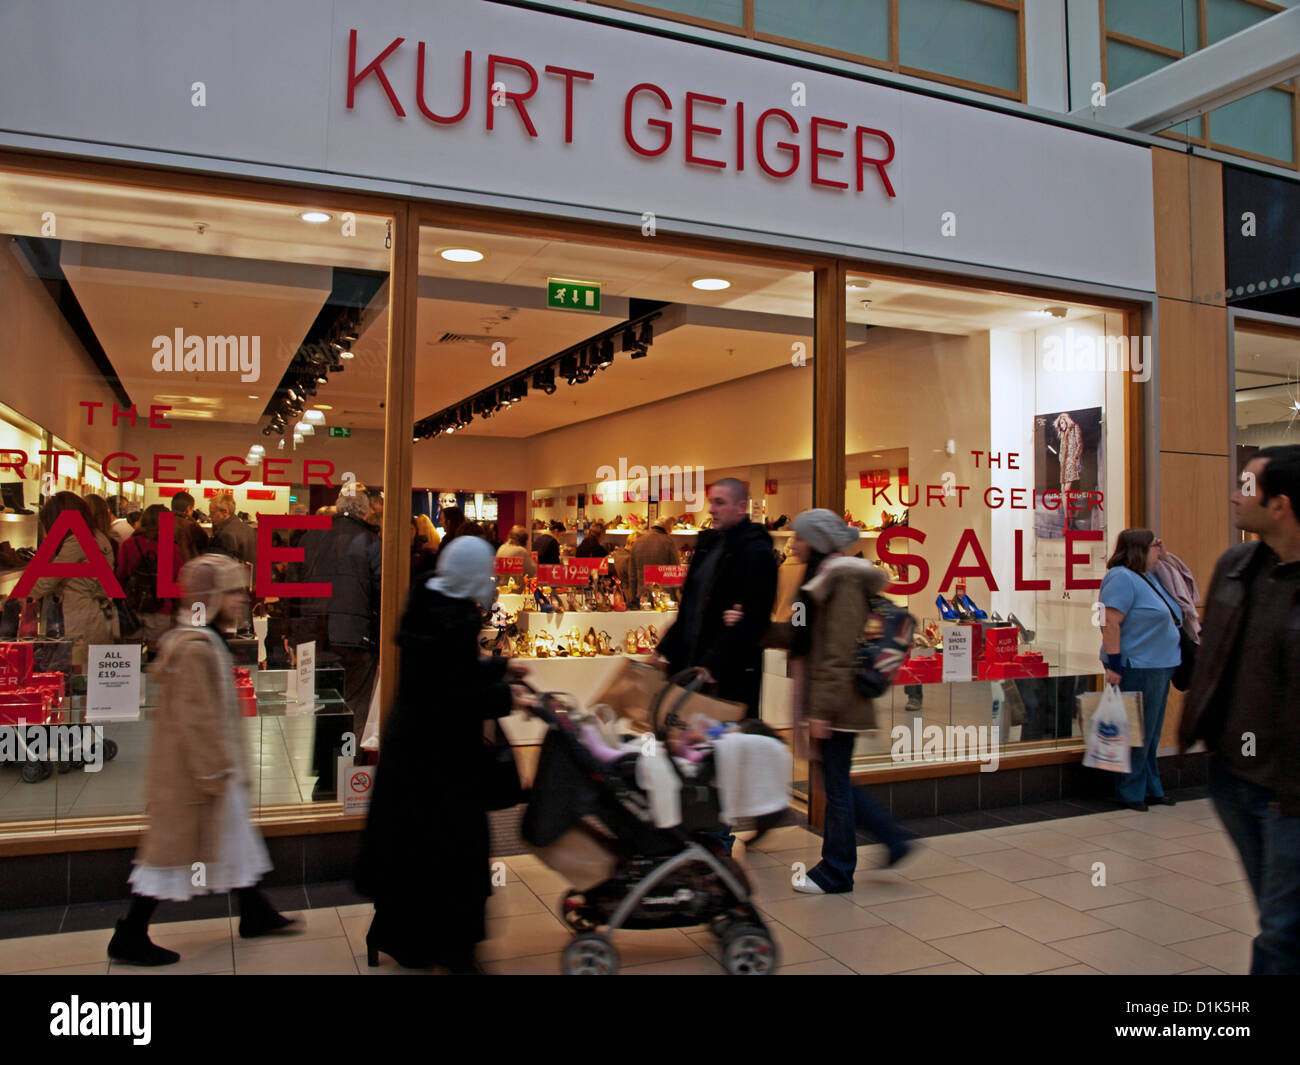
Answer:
[{"xmin": 355, "ymin": 536, "xmax": 530, "ymax": 973}]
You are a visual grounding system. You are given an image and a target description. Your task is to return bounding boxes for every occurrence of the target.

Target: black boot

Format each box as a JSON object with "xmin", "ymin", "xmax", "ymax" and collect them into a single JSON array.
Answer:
[
  {"xmin": 107, "ymin": 919, "xmax": 180, "ymax": 966},
  {"xmin": 236, "ymin": 887, "xmax": 298, "ymax": 939}
]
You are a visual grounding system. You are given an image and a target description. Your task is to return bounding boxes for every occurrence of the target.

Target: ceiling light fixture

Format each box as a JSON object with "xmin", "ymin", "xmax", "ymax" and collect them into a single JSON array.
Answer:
[
  {"xmin": 440, "ymin": 248, "xmax": 485, "ymax": 263},
  {"xmin": 692, "ymin": 277, "xmax": 731, "ymax": 291},
  {"xmin": 300, "ymin": 211, "xmax": 332, "ymax": 223},
  {"xmin": 303, "ymin": 410, "xmax": 325, "ymax": 424},
  {"xmin": 314, "ymin": 404, "xmax": 333, "ymax": 410}
]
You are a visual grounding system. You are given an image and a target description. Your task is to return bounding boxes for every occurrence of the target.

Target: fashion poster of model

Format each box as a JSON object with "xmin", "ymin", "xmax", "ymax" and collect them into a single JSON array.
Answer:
[{"xmin": 1033, "ymin": 407, "xmax": 1103, "ymax": 538}]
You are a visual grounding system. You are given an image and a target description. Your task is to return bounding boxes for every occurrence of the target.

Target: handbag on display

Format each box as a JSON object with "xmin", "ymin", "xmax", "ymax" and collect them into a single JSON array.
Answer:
[
  {"xmin": 482, "ymin": 716, "xmax": 524, "ymax": 810},
  {"xmin": 1143, "ymin": 575, "xmax": 1197, "ymax": 692}
]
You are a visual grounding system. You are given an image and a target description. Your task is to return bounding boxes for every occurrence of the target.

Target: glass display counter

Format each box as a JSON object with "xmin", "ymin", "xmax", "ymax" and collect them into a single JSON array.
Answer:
[{"xmin": 0, "ymin": 670, "xmax": 354, "ymax": 835}]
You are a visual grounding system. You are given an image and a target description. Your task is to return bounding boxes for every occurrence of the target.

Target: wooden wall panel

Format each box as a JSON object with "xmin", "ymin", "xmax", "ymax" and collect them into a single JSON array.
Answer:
[
  {"xmin": 1189, "ymin": 156, "xmax": 1226, "ymax": 306},
  {"xmin": 1152, "ymin": 148, "xmax": 1193, "ymax": 302},
  {"xmin": 1159, "ymin": 448, "xmax": 1229, "ymax": 613},
  {"xmin": 1157, "ymin": 299, "xmax": 1229, "ymax": 455}
]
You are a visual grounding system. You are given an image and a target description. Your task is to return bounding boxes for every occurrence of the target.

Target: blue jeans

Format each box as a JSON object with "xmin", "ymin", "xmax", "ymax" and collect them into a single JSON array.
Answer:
[
  {"xmin": 1208, "ymin": 757, "xmax": 1300, "ymax": 975},
  {"xmin": 809, "ymin": 731, "xmax": 908, "ymax": 893},
  {"xmin": 1115, "ymin": 666, "xmax": 1175, "ymax": 804}
]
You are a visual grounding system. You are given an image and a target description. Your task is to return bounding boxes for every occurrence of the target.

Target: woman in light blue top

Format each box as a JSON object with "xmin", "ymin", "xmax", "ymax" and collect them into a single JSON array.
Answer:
[{"xmin": 1098, "ymin": 529, "xmax": 1183, "ymax": 810}]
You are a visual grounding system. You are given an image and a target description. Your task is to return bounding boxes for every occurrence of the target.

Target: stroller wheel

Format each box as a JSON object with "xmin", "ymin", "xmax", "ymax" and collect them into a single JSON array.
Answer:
[
  {"xmin": 562, "ymin": 933, "xmax": 618, "ymax": 975},
  {"xmin": 721, "ymin": 923, "xmax": 778, "ymax": 975},
  {"xmin": 103, "ymin": 739, "xmax": 118, "ymax": 761},
  {"xmin": 20, "ymin": 762, "xmax": 50, "ymax": 784}
]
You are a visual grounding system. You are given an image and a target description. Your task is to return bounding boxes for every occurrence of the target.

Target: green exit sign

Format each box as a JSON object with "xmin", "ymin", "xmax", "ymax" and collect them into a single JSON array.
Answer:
[
  {"xmin": 547, "ymin": 278, "xmax": 601, "ymax": 313},
  {"xmin": 328, "ymin": 426, "xmax": 351, "ymax": 438}
]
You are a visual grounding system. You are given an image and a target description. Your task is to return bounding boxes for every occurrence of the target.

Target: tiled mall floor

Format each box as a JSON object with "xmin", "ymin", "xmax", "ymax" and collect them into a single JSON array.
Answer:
[{"xmin": 0, "ymin": 797, "xmax": 1257, "ymax": 975}]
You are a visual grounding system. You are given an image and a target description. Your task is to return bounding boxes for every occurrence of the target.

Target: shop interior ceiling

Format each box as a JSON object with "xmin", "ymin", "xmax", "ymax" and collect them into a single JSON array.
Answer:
[
  {"xmin": 0, "ymin": 174, "xmax": 1112, "ymax": 440},
  {"xmin": 1235, "ymin": 327, "xmax": 1300, "ymax": 429}
]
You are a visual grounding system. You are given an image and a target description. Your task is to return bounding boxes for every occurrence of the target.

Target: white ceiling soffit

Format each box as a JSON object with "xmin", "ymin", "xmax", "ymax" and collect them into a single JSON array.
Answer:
[
  {"xmin": 1073, "ymin": 7, "xmax": 1300, "ymax": 133},
  {"xmin": 60, "ymin": 243, "xmax": 333, "ymax": 423},
  {"xmin": 0, "ymin": 171, "xmax": 390, "ymax": 271}
]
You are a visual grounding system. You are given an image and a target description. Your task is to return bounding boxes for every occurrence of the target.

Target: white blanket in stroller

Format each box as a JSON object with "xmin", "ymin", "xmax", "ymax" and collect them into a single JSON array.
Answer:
[{"xmin": 713, "ymin": 733, "xmax": 791, "ymax": 825}]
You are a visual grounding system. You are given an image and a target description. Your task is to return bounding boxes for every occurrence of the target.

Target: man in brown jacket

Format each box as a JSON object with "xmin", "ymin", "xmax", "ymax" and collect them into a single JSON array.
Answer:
[
  {"xmin": 627, "ymin": 518, "xmax": 681, "ymax": 603},
  {"xmin": 170, "ymin": 490, "xmax": 209, "ymax": 562}
]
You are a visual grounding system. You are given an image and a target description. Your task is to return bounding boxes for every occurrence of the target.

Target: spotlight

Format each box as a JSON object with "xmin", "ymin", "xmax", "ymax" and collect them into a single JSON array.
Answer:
[
  {"xmin": 295, "ymin": 421, "xmax": 314, "ymax": 436},
  {"xmin": 560, "ymin": 353, "xmax": 580, "ymax": 385},
  {"xmin": 532, "ymin": 367, "xmax": 556, "ymax": 394},
  {"xmin": 317, "ymin": 374, "xmax": 328, "ymax": 384},
  {"xmin": 303, "ymin": 410, "xmax": 325, "ymax": 424},
  {"xmin": 340, "ymin": 325, "xmax": 359, "ymax": 343},
  {"xmin": 598, "ymin": 338, "xmax": 614, "ymax": 368},
  {"xmin": 637, "ymin": 321, "xmax": 653, "ymax": 347},
  {"xmin": 620, "ymin": 327, "xmax": 638, "ymax": 352}
]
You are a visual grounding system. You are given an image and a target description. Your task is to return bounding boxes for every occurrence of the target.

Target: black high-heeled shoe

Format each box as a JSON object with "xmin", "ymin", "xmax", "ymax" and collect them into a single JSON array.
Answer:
[{"xmin": 107, "ymin": 919, "xmax": 180, "ymax": 966}]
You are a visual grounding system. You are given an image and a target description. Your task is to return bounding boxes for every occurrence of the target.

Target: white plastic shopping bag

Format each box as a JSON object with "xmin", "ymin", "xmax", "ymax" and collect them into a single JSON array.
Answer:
[{"xmin": 1082, "ymin": 684, "xmax": 1131, "ymax": 773}]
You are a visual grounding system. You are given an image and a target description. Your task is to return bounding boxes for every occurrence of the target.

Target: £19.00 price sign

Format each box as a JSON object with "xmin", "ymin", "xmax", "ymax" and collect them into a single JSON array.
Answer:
[
  {"xmin": 493, "ymin": 556, "xmax": 525, "ymax": 574},
  {"xmin": 537, "ymin": 561, "xmax": 603, "ymax": 585}
]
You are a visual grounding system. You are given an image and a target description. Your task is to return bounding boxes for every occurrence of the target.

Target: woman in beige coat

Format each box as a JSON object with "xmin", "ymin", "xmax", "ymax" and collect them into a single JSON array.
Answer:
[
  {"xmin": 107, "ymin": 554, "xmax": 295, "ymax": 966},
  {"xmin": 764, "ymin": 509, "xmax": 911, "ymax": 894},
  {"xmin": 27, "ymin": 492, "xmax": 119, "ymax": 673}
]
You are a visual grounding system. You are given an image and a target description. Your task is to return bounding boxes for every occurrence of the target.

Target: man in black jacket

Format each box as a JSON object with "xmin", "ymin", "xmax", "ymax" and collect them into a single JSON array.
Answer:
[
  {"xmin": 1179, "ymin": 444, "xmax": 1300, "ymax": 975},
  {"xmin": 656, "ymin": 478, "xmax": 777, "ymax": 717},
  {"xmin": 296, "ymin": 484, "xmax": 383, "ymax": 799}
]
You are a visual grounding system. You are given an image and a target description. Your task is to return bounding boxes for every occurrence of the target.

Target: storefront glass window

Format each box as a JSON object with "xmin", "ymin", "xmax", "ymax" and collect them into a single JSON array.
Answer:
[
  {"xmin": 0, "ymin": 168, "xmax": 392, "ymax": 832},
  {"xmin": 841, "ymin": 274, "xmax": 1131, "ymax": 770},
  {"xmin": 1105, "ymin": 0, "xmax": 1198, "ymax": 54},
  {"xmin": 753, "ymin": 0, "xmax": 890, "ymax": 61},
  {"xmin": 898, "ymin": 0, "xmax": 1020, "ymax": 93},
  {"xmin": 1209, "ymin": 86, "xmax": 1296, "ymax": 164},
  {"xmin": 1206, "ymin": 0, "xmax": 1275, "ymax": 46},
  {"xmin": 412, "ymin": 224, "xmax": 812, "ymax": 798},
  {"xmin": 1234, "ymin": 322, "xmax": 1300, "ymax": 542}
]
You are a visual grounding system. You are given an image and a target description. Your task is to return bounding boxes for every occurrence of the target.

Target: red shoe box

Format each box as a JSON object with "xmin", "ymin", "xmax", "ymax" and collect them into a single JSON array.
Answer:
[
  {"xmin": 984, "ymin": 626, "xmax": 1019, "ymax": 664},
  {"xmin": 0, "ymin": 643, "xmax": 35, "ymax": 689},
  {"xmin": 233, "ymin": 667, "xmax": 258, "ymax": 717},
  {"xmin": 29, "ymin": 672, "xmax": 65, "ymax": 702},
  {"xmin": 895, "ymin": 653, "xmax": 943, "ymax": 685},
  {"xmin": 979, "ymin": 655, "xmax": 1049, "ymax": 680},
  {"xmin": 0, "ymin": 687, "xmax": 51, "ymax": 725}
]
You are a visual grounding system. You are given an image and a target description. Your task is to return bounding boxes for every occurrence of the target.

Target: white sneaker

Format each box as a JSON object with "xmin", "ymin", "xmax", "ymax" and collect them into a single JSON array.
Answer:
[{"xmin": 793, "ymin": 876, "xmax": 824, "ymax": 894}]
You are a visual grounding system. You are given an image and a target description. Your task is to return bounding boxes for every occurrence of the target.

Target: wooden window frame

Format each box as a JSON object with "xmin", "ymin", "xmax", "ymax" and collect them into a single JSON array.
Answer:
[
  {"xmin": 1101, "ymin": 0, "xmax": 1298, "ymax": 169},
  {"xmin": 588, "ymin": 0, "xmax": 1028, "ymax": 102}
]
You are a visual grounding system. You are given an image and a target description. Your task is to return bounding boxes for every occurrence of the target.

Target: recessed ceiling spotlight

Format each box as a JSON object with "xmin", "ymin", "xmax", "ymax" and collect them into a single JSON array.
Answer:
[
  {"xmin": 314, "ymin": 404, "xmax": 333, "ymax": 410},
  {"xmin": 303, "ymin": 410, "xmax": 325, "ymax": 424},
  {"xmin": 247, "ymin": 394, "xmax": 259, "ymax": 400},
  {"xmin": 847, "ymin": 280, "xmax": 872, "ymax": 290},
  {"xmin": 339, "ymin": 349, "xmax": 355, "ymax": 359},
  {"xmin": 441, "ymin": 248, "xmax": 485, "ymax": 263},
  {"xmin": 300, "ymin": 211, "xmax": 332, "ymax": 223},
  {"xmin": 692, "ymin": 277, "xmax": 731, "ymax": 291}
]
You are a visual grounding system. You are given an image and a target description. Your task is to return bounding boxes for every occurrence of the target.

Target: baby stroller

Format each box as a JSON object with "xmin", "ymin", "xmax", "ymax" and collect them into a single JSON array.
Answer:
[{"xmin": 522, "ymin": 679, "xmax": 787, "ymax": 975}]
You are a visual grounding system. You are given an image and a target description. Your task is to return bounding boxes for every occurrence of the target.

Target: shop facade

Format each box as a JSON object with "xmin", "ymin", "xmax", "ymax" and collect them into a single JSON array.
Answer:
[{"xmin": 0, "ymin": 0, "xmax": 1258, "ymax": 886}]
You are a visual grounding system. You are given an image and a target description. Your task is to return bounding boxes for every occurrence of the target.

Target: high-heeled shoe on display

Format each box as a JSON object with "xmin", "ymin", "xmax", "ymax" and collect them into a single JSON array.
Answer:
[
  {"xmin": 612, "ymin": 585, "xmax": 627, "ymax": 611},
  {"xmin": 583, "ymin": 627, "xmax": 600, "ymax": 657},
  {"xmin": 957, "ymin": 594, "xmax": 988, "ymax": 621},
  {"xmin": 598, "ymin": 630, "xmax": 620, "ymax": 655},
  {"xmin": 636, "ymin": 627, "xmax": 652, "ymax": 654},
  {"xmin": 535, "ymin": 589, "xmax": 554, "ymax": 613},
  {"xmin": 626, "ymin": 629, "xmax": 639, "ymax": 654},
  {"xmin": 936, "ymin": 595, "xmax": 960, "ymax": 621},
  {"xmin": 646, "ymin": 625, "xmax": 659, "ymax": 651},
  {"xmin": 952, "ymin": 598, "xmax": 975, "ymax": 622},
  {"xmin": 1008, "ymin": 612, "xmax": 1036, "ymax": 644}
]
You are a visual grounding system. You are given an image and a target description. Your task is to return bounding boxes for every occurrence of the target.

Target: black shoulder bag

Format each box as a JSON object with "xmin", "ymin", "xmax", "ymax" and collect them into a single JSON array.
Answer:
[{"xmin": 1143, "ymin": 575, "xmax": 1197, "ymax": 692}]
